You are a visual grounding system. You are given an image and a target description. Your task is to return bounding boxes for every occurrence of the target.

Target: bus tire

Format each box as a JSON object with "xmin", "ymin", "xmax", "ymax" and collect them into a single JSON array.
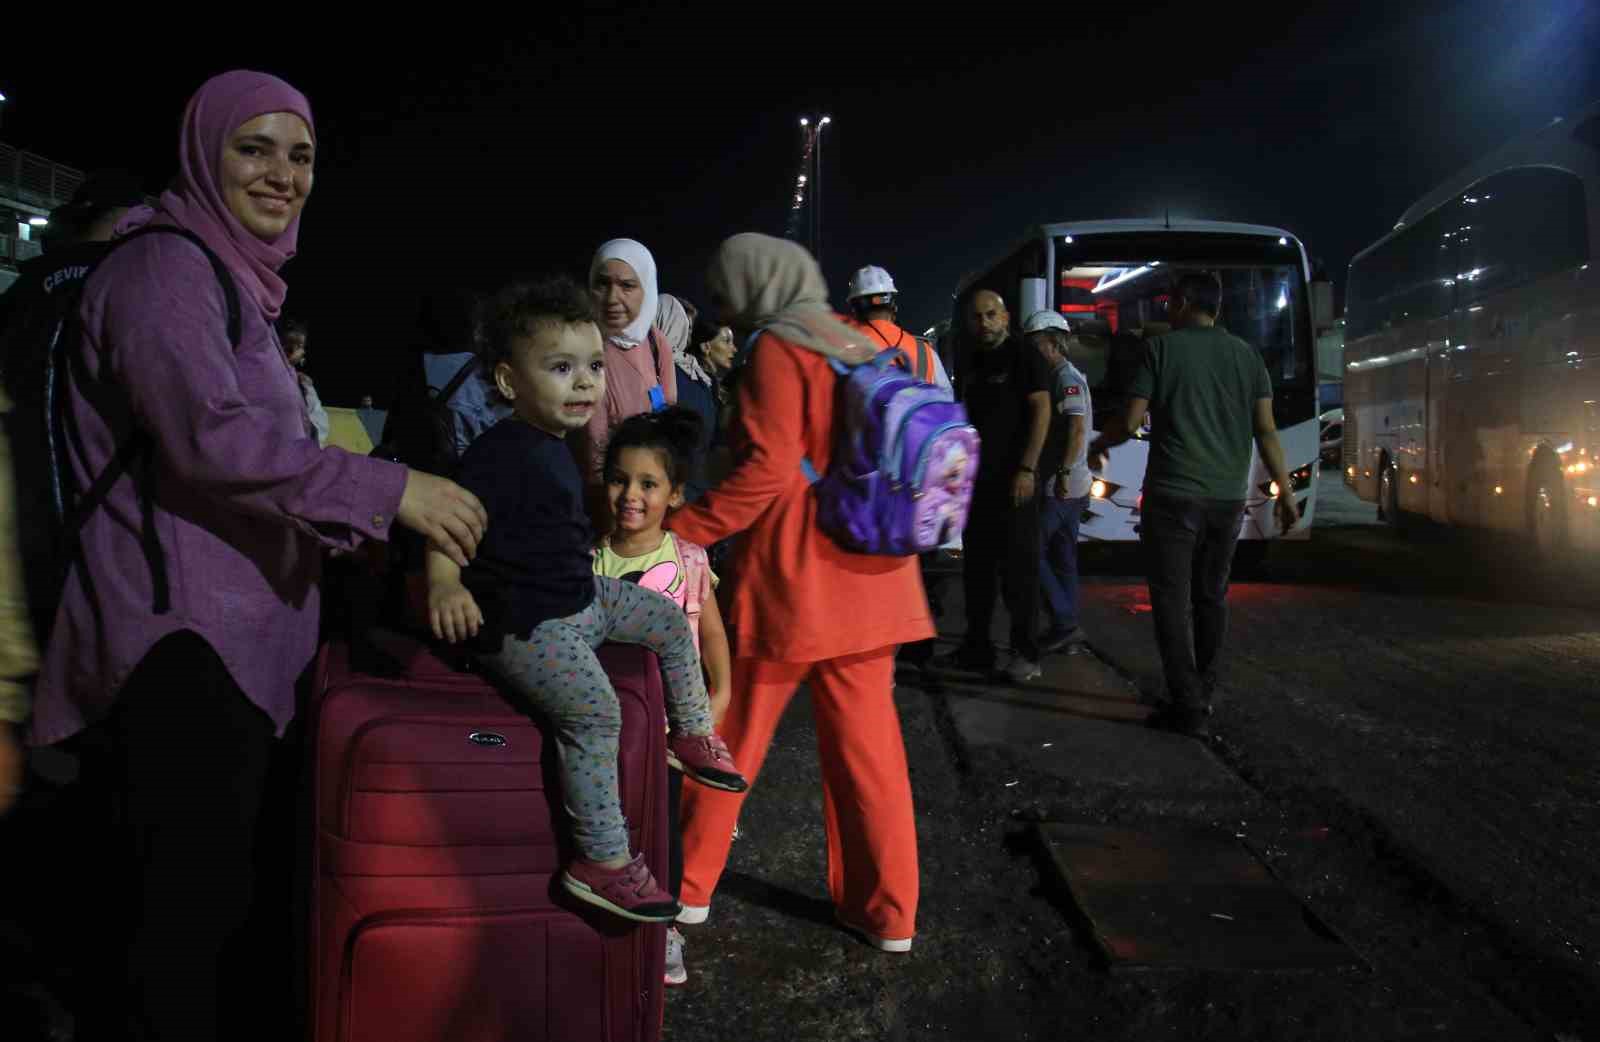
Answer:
[
  {"xmin": 1378, "ymin": 456, "xmax": 1406, "ymax": 534},
  {"xmin": 1525, "ymin": 450, "xmax": 1569, "ymax": 563}
]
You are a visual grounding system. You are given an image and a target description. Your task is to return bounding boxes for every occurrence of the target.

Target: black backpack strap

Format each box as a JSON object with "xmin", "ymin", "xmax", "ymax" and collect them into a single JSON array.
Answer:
[
  {"xmin": 115, "ymin": 225, "xmax": 243, "ymax": 350},
  {"xmin": 58, "ymin": 225, "xmax": 245, "ymax": 616},
  {"xmin": 434, "ymin": 354, "xmax": 480, "ymax": 406}
]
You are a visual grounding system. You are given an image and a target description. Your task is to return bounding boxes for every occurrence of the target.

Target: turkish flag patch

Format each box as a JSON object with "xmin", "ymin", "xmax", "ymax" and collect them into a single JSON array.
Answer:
[{"xmin": 1065, "ymin": 385, "xmax": 1081, "ymax": 396}]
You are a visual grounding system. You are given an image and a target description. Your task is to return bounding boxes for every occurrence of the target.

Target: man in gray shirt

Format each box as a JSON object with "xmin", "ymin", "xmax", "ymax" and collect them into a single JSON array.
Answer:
[
  {"xmin": 1089, "ymin": 271, "xmax": 1298, "ymax": 739},
  {"xmin": 1023, "ymin": 311, "xmax": 1092, "ymax": 653}
]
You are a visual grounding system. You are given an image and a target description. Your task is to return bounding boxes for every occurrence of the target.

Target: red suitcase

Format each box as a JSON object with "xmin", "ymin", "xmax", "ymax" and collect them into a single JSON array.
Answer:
[{"xmin": 308, "ymin": 631, "xmax": 667, "ymax": 1042}]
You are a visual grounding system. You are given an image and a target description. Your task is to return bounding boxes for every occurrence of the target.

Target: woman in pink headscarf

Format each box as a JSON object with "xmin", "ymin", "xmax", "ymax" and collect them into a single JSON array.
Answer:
[{"xmin": 24, "ymin": 71, "xmax": 486, "ymax": 1039}]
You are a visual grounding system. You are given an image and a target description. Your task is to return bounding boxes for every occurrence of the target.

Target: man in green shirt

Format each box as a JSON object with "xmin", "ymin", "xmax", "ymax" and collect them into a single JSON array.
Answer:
[{"xmin": 1089, "ymin": 271, "xmax": 1298, "ymax": 738}]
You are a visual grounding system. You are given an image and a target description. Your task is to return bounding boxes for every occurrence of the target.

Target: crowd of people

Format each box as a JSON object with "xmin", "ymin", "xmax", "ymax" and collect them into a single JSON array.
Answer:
[{"xmin": 0, "ymin": 66, "xmax": 1302, "ymax": 1040}]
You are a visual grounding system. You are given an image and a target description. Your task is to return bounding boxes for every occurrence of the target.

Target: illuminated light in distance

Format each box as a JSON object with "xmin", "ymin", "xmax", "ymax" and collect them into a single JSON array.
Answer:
[
  {"xmin": 1347, "ymin": 466, "xmax": 1356, "ymax": 477},
  {"xmin": 1092, "ymin": 266, "xmax": 1153, "ymax": 294},
  {"xmin": 1063, "ymin": 235, "xmax": 1074, "ymax": 243},
  {"xmin": 1556, "ymin": 442, "xmax": 1574, "ymax": 454},
  {"xmin": 1408, "ymin": 474, "xmax": 1419, "ymax": 484},
  {"xmin": 1091, "ymin": 479, "xmax": 1108, "ymax": 499},
  {"xmin": 1275, "ymin": 292, "xmax": 1288, "ymax": 310},
  {"xmin": 28, "ymin": 217, "xmax": 47, "ymax": 227},
  {"xmin": 1268, "ymin": 481, "xmax": 1280, "ymax": 496},
  {"xmin": 800, "ymin": 117, "xmax": 809, "ymax": 127},
  {"xmin": 1494, "ymin": 485, "xmax": 1503, "ymax": 495},
  {"xmin": 1589, "ymin": 497, "xmax": 1598, "ymax": 508},
  {"xmin": 1278, "ymin": 237, "xmax": 1288, "ymax": 245}
]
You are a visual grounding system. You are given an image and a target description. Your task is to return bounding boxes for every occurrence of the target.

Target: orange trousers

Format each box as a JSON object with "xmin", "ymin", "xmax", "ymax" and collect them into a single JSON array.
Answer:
[{"xmin": 678, "ymin": 647, "xmax": 920, "ymax": 940}]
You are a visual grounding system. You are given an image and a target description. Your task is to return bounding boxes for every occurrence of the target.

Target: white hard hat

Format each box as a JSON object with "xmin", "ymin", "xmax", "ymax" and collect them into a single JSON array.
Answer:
[
  {"xmin": 1022, "ymin": 309, "xmax": 1073, "ymax": 335},
  {"xmin": 847, "ymin": 265, "xmax": 898, "ymax": 301}
]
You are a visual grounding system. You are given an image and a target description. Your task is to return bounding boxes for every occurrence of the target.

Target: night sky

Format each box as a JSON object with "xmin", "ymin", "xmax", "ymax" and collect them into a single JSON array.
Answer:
[{"xmin": 3, "ymin": 1, "xmax": 1597, "ymax": 407}]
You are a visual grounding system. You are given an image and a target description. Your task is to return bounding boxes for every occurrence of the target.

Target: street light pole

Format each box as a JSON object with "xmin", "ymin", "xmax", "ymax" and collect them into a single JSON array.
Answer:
[{"xmin": 815, "ymin": 115, "xmax": 831, "ymax": 271}]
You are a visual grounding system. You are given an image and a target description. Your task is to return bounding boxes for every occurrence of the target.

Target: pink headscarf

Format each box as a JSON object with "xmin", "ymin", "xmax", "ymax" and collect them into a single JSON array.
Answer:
[{"xmin": 120, "ymin": 70, "xmax": 314, "ymax": 320}]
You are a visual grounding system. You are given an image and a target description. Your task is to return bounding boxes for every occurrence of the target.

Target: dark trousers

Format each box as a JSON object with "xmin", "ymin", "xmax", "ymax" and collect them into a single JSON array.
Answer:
[
  {"xmin": 960, "ymin": 490, "xmax": 1042, "ymax": 663},
  {"xmin": 67, "ymin": 631, "xmax": 287, "ymax": 1042},
  {"xmin": 1139, "ymin": 494, "xmax": 1246, "ymax": 709}
]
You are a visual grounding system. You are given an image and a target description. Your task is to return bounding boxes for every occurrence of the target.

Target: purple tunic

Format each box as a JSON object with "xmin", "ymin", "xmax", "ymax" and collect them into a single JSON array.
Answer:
[{"xmin": 28, "ymin": 233, "xmax": 407, "ymax": 744}]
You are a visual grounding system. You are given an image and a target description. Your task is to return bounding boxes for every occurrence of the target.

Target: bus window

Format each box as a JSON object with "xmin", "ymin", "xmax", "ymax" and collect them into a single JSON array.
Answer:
[{"xmin": 1452, "ymin": 167, "xmax": 1589, "ymax": 304}]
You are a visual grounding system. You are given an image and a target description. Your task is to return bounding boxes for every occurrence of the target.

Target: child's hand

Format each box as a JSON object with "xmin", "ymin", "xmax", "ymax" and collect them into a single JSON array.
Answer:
[
  {"xmin": 709, "ymin": 685, "xmax": 732, "ymax": 729},
  {"xmin": 429, "ymin": 583, "xmax": 483, "ymax": 644}
]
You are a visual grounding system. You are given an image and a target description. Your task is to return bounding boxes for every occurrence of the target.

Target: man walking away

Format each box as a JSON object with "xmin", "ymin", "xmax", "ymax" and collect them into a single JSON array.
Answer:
[{"xmin": 1089, "ymin": 271, "xmax": 1298, "ymax": 738}]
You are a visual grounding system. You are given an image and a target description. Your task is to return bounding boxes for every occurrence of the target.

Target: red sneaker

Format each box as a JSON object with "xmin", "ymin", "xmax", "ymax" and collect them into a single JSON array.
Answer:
[
  {"xmin": 562, "ymin": 855, "xmax": 681, "ymax": 923},
  {"xmin": 667, "ymin": 733, "xmax": 749, "ymax": 792}
]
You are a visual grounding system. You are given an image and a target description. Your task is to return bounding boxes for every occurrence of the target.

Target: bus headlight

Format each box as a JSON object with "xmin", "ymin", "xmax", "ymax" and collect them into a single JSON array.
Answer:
[{"xmin": 1091, "ymin": 479, "xmax": 1108, "ymax": 499}]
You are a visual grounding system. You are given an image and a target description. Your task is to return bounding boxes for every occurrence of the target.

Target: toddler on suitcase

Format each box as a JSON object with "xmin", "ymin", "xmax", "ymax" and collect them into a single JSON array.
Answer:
[{"xmin": 426, "ymin": 277, "xmax": 747, "ymax": 924}]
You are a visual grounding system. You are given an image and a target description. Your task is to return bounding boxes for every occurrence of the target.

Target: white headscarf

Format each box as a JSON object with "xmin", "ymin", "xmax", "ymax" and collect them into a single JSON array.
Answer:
[
  {"xmin": 657, "ymin": 294, "xmax": 713, "ymax": 388},
  {"xmin": 590, "ymin": 237, "xmax": 659, "ymax": 349}
]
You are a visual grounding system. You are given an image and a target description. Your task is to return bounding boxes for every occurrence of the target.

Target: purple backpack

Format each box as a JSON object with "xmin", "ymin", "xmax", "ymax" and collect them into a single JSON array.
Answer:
[{"xmin": 801, "ymin": 349, "xmax": 981, "ymax": 555}]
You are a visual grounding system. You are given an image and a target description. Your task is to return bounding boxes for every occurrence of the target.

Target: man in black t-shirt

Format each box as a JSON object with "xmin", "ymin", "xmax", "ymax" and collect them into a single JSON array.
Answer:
[{"xmin": 934, "ymin": 289, "xmax": 1054, "ymax": 682}]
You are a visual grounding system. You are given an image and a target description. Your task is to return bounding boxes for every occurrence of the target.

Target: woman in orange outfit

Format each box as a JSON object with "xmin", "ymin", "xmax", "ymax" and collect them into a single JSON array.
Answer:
[{"xmin": 666, "ymin": 233, "xmax": 934, "ymax": 951}]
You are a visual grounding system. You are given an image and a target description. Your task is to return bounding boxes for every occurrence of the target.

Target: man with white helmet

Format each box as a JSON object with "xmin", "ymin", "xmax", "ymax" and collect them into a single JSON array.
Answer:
[
  {"xmin": 843, "ymin": 265, "xmax": 951, "ymax": 392},
  {"xmin": 1023, "ymin": 310, "xmax": 1093, "ymax": 653},
  {"xmin": 845, "ymin": 264, "xmax": 954, "ymax": 674}
]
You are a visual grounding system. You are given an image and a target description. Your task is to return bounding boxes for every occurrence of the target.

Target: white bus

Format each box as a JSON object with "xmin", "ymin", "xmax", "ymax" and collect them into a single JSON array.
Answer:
[
  {"xmin": 1343, "ymin": 102, "xmax": 1599, "ymax": 555},
  {"xmin": 953, "ymin": 219, "xmax": 1331, "ymax": 559}
]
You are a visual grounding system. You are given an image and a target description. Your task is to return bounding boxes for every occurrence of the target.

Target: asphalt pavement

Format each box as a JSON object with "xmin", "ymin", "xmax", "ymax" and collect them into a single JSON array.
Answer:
[{"xmin": 664, "ymin": 476, "xmax": 1599, "ymax": 1041}]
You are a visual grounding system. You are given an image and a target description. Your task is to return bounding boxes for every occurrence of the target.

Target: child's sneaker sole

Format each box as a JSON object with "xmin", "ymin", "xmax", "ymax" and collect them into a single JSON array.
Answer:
[
  {"xmin": 665, "ymin": 751, "xmax": 749, "ymax": 792},
  {"xmin": 561, "ymin": 872, "xmax": 680, "ymax": 923}
]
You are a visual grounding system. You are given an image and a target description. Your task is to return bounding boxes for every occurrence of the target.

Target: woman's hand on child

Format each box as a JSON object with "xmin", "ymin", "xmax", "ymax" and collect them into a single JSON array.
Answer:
[
  {"xmin": 429, "ymin": 583, "xmax": 483, "ymax": 644},
  {"xmin": 398, "ymin": 470, "xmax": 489, "ymax": 568}
]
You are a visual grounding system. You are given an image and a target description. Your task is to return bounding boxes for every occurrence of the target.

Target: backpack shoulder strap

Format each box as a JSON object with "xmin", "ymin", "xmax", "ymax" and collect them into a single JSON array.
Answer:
[
  {"xmin": 112, "ymin": 226, "xmax": 243, "ymax": 350},
  {"xmin": 434, "ymin": 354, "xmax": 480, "ymax": 405},
  {"xmin": 675, "ymin": 536, "xmax": 710, "ymax": 616},
  {"xmin": 56, "ymin": 225, "xmax": 244, "ymax": 615},
  {"xmin": 914, "ymin": 337, "xmax": 932, "ymax": 383}
]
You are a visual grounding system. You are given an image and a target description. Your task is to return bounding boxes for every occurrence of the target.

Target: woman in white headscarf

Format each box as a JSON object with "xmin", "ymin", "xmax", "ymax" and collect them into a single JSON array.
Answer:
[{"xmin": 576, "ymin": 238, "xmax": 679, "ymax": 497}]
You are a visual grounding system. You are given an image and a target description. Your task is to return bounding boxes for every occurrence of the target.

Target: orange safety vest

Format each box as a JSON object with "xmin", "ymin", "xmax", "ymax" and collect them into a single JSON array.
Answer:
[{"xmin": 845, "ymin": 317, "xmax": 937, "ymax": 384}]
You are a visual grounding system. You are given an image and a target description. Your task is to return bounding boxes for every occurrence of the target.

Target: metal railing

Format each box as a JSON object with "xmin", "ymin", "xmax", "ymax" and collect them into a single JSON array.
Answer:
[{"xmin": 0, "ymin": 143, "xmax": 85, "ymax": 210}]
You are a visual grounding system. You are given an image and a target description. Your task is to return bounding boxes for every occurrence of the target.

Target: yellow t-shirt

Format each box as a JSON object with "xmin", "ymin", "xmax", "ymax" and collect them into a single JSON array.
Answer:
[
  {"xmin": 592, "ymin": 532, "xmax": 718, "ymax": 650},
  {"xmin": 593, "ymin": 532, "xmax": 717, "ymax": 608}
]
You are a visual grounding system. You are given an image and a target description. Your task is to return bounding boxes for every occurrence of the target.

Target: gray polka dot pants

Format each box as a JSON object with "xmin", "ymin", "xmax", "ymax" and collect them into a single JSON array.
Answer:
[{"xmin": 480, "ymin": 576, "xmax": 713, "ymax": 863}]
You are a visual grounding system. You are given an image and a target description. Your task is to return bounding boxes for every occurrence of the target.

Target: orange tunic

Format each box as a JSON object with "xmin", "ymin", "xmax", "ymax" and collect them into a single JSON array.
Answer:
[{"xmin": 668, "ymin": 329, "xmax": 934, "ymax": 662}]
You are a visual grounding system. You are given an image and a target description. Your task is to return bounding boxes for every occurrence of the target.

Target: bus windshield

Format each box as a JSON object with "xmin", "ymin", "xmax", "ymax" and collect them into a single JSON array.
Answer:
[{"xmin": 1053, "ymin": 235, "xmax": 1314, "ymax": 409}]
